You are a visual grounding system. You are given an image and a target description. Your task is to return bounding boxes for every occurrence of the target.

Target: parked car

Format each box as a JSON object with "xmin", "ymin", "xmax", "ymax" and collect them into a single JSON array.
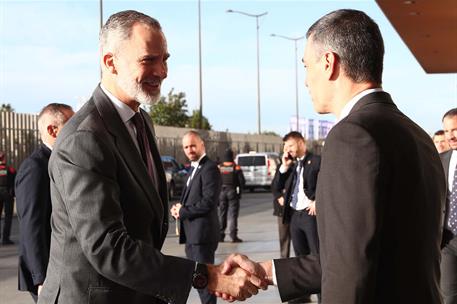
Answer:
[
  {"xmin": 235, "ymin": 152, "xmax": 280, "ymax": 191},
  {"xmin": 161, "ymin": 156, "xmax": 188, "ymax": 199}
]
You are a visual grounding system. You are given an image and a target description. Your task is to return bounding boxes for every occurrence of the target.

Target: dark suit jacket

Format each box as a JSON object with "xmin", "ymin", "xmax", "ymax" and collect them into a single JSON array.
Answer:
[
  {"xmin": 440, "ymin": 149, "xmax": 454, "ymax": 246},
  {"xmin": 179, "ymin": 155, "xmax": 221, "ymax": 245},
  {"xmin": 275, "ymin": 91, "xmax": 446, "ymax": 304},
  {"xmin": 38, "ymin": 86, "xmax": 195, "ymax": 304},
  {"xmin": 271, "ymin": 154, "xmax": 321, "ymax": 222},
  {"xmin": 15, "ymin": 144, "xmax": 52, "ymax": 295}
]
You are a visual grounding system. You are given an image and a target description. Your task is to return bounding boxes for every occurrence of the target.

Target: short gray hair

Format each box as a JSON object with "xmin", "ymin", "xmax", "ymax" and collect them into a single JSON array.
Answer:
[
  {"xmin": 306, "ymin": 9, "xmax": 384, "ymax": 84},
  {"xmin": 100, "ymin": 10, "xmax": 162, "ymax": 55},
  {"xmin": 37, "ymin": 103, "xmax": 73, "ymax": 136}
]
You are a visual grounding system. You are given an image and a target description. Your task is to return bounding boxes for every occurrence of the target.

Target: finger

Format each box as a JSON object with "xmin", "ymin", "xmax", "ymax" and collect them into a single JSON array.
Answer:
[{"xmin": 249, "ymin": 274, "xmax": 268, "ymax": 290}]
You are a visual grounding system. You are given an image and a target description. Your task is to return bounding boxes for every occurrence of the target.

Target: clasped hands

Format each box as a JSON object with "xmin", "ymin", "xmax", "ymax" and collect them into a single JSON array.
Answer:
[
  {"xmin": 208, "ymin": 253, "xmax": 273, "ymax": 302},
  {"xmin": 170, "ymin": 203, "xmax": 182, "ymax": 219}
]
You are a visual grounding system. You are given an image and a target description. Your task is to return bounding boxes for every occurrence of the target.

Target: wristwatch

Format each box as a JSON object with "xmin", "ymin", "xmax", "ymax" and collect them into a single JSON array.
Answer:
[{"xmin": 192, "ymin": 263, "xmax": 209, "ymax": 289}]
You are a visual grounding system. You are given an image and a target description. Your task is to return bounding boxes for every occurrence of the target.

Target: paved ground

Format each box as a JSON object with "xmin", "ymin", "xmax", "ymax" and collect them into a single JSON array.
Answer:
[{"xmin": 0, "ymin": 192, "xmax": 317, "ymax": 304}]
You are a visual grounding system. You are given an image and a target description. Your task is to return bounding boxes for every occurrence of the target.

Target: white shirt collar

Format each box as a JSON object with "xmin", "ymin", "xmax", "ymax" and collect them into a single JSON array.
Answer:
[
  {"xmin": 336, "ymin": 88, "xmax": 384, "ymax": 124},
  {"xmin": 191, "ymin": 153, "xmax": 206, "ymax": 168},
  {"xmin": 100, "ymin": 84, "xmax": 138, "ymax": 122}
]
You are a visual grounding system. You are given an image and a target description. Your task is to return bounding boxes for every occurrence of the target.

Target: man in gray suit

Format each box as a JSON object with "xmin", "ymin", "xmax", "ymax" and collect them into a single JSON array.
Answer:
[
  {"xmin": 440, "ymin": 108, "xmax": 457, "ymax": 304},
  {"xmin": 220, "ymin": 9, "xmax": 446, "ymax": 304},
  {"xmin": 38, "ymin": 10, "xmax": 263, "ymax": 304}
]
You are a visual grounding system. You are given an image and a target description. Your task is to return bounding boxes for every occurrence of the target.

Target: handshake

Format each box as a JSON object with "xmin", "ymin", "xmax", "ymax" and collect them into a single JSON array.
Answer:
[{"xmin": 207, "ymin": 253, "xmax": 273, "ymax": 302}]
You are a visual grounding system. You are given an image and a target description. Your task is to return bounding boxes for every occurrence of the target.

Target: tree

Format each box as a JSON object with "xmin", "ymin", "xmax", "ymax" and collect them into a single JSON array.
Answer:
[
  {"xmin": 262, "ymin": 130, "xmax": 280, "ymax": 137},
  {"xmin": 187, "ymin": 109, "xmax": 212, "ymax": 130},
  {"xmin": 149, "ymin": 89, "xmax": 189, "ymax": 127},
  {"xmin": 0, "ymin": 103, "xmax": 14, "ymax": 112}
]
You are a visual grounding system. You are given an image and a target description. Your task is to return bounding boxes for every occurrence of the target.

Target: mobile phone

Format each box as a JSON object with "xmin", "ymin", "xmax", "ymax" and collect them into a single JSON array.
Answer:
[{"xmin": 285, "ymin": 152, "xmax": 293, "ymax": 161}]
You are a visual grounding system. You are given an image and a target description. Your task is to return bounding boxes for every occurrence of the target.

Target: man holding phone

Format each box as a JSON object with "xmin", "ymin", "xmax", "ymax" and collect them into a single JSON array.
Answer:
[{"xmin": 271, "ymin": 131, "xmax": 321, "ymax": 303}]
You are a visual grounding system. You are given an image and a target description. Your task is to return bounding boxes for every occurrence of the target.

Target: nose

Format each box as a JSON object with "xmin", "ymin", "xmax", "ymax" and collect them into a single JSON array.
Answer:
[{"xmin": 154, "ymin": 61, "xmax": 168, "ymax": 80}]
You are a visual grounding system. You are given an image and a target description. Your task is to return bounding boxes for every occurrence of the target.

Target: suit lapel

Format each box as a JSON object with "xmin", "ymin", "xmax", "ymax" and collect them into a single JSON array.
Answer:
[
  {"xmin": 181, "ymin": 156, "xmax": 207, "ymax": 204},
  {"xmin": 92, "ymin": 86, "xmax": 165, "ymax": 226}
]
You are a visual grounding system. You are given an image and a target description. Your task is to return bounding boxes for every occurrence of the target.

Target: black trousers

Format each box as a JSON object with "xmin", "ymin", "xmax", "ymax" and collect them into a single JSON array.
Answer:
[
  {"xmin": 0, "ymin": 188, "xmax": 14, "ymax": 241},
  {"xmin": 289, "ymin": 209, "xmax": 321, "ymax": 303},
  {"xmin": 441, "ymin": 235, "xmax": 457, "ymax": 304},
  {"xmin": 218, "ymin": 188, "xmax": 240, "ymax": 240},
  {"xmin": 276, "ymin": 216, "xmax": 291, "ymax": 258},
  {"xmin": 185, "ymin": 242, "xmax": 218, "ymax": 304},
  {"xmin": 290, "ymin": 209, "xmax": 319, "ymax": 256}
]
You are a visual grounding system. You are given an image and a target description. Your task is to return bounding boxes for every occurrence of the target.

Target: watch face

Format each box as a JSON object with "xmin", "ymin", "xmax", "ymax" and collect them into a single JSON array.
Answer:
[{"xmin": 193, "ymin": 273, "xmax": 208, "ymax": 289}]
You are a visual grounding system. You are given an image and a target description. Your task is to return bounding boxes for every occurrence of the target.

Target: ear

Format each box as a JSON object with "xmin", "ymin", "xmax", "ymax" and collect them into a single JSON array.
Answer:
[
  {"xmin": 102, "ymin": 52, "xmax": 117, "ymax": 75},
  {"xmin": 322, "ymin": 51, "xmax": 338, "ymax": 80},
  {"xmin": 47, "ymin": 125, "xmax": 59, "ymax": 138}
]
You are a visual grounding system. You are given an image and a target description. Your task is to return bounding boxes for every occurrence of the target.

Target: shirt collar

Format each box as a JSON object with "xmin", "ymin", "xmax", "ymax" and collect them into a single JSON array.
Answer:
[
  {"xmin": 191, "ymin": 153, "xmax": 206, "ymax": 168},
  {"xmin": 100, "ymin": 84, "xmax": 138, "ymax": 123},
  {"xmin": 336, "ymin": 88, "xmax": 384, "ymax": 124}
]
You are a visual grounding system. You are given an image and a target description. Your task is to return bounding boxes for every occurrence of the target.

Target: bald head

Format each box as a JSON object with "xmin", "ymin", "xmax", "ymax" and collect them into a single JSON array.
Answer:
[{"xmin": 182, "ymin": 131, "xmax": 205, "ymax": 162}]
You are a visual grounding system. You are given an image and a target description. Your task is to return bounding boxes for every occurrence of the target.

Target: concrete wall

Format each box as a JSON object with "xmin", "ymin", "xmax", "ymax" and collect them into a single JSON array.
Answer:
[{"xmin": 155, "ymin": 125, "xmax": 283, "ymax": 164}]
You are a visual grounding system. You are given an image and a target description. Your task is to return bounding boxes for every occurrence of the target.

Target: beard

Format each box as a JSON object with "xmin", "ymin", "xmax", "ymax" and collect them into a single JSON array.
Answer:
[{"xmin": 117, "ymin": 74, "xmax": 161, "ymax": 106}]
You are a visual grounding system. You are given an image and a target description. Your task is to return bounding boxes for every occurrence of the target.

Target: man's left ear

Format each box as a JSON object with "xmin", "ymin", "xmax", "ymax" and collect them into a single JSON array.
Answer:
[{"xmin": 47, "ymin": 125, "xmax": 59, "ymax": 138}]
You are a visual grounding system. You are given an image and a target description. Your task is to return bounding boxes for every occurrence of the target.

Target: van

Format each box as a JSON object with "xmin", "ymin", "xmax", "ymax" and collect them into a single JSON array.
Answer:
[{"xmin": 235, "ymin": 152, "xmax": 280, "ymax": 191}]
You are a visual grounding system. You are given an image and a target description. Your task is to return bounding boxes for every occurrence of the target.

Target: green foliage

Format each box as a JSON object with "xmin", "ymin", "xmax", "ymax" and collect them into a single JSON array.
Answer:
[
  {"xmin": 0, "ymin": 103, "xmax": 14, "ymax": 112},
  {"xmin": 188, "ymin": 109, "xmax": 211, "ymax": 130},
  {"xmin": 149, "ymin": 89, "xmax": 212, "ymax": 130},
  {"xmin": 261, "ymin": 130, "xmax": 280, "ymax": 137},
  {"xmin": 149, "ymin": 89, "xmax": 189, "ymax": 127}
]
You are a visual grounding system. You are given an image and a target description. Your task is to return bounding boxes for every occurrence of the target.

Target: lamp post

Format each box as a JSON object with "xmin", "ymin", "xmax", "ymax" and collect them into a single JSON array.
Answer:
[
  {"xmin": 99, "ymin": 0, "xmax": 103, "ymax": 79},
  {"xmin": 270, "ymin": 34, "xmax": 304, "ymax": 131},
  {"xmin": 227, "ymin": 9, "xmax": 268, "ymax": 134},
  {"xmin": 198, "ymin": 0, "xmax": 203, "ymax": 129}
]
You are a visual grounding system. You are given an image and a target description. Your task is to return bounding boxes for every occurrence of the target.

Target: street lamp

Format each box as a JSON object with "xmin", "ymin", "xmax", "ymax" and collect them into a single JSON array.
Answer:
[
  {"xmin": 270, "ymin": 34, "xmax": 304, "ymax": 132},
  {"xmin": 198, "ymin": 0, "xmax": 203, "ymax": 129},
  {"xmin": 227, "ymin": 9, "xmax": 268, "ymax": 134}
]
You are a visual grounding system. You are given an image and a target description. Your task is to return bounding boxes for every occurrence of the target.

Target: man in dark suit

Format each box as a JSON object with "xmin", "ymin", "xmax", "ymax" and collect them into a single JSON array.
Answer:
[
  {"xmin": 272, "ymin": 132, "xmax": 320, "ymax": 303},
  {"xmin": 221, "ymin": 9, "xmax": 446, "ymax": 304},
  {"xmin": 271, "ymin": 169, "xmax": 291, "ymax": 259},
  {"xmin": 170, "ymin": 130, "xmax": 221, "ymax": 304},
  {"xmin": 38, "ymin": 10, "xmax": 263, "ymax": 304},
  {"xmin": 440, "ymin": 108, "xmax": 457, "ymax": 304},
  {"xmin": 15, "ymin": 103, "xmax": 74, "ymax": 302},
  {"xmin": 0, "ymin": 151, "xmax": 16, "ymax": 245}
]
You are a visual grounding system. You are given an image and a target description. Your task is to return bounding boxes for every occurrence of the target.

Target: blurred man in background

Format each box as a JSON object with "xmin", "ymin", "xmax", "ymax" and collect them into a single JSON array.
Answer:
[
  {"xmin": 16, "ymin": 103, "xmax": 74, "ymax": 302},
  {"xmin": 0, "ymin": 151, "xmax": 16, "ymax": 245},
  {"xmin": 440, "ymin": 108, "xmax": 457, "ymax": 304},
  {"xmin": 218, "ymin": 148, "xmax": 245, "ymax": 243},
  {"xmin": 434, "ymin": 129, "xmax": 451, "ymax": 153},
  {"xmin": 171, "ymin": 130, "xmax": 221, "ymax": 304}
]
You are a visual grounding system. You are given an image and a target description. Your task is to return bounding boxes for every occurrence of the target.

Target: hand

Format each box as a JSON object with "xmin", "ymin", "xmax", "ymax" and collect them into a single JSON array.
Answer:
[
  {"xmin": 281, "ymin": 151, "xmax": 294, "ymax": 169},
  {"xmin": 306, "ymin": 201, "xmax": 316, "ymax": 216},
  {"xmin": 207, "ymin": 261, "xmax": 266, "ymax": 302},
  {"xmin": 277, "ymin": 196, "xmax": 285, "ymax": 206},
  {"xmin": 38, "ymin": 285, "xmax": 43, "ymax": 295},
  {"xmin": 170, "ymin": 203, "xmax": 182, "ymax": 219},
  {"xmin": 212, "ymin": 254, "xmax": 271, "ymax": 301}
]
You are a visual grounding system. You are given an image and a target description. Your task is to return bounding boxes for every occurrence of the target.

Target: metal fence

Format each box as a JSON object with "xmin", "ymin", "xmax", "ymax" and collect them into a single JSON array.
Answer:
[
  {"xmin": 0, "ymin": 111, "xmax": 287, "ymax": 169},
  {"xmin": 0, "ymin": 112, "xmax": 40, "ymax": 169}
]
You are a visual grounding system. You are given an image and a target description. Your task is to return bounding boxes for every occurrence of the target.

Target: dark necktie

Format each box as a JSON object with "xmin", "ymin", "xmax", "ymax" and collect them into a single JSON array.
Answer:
[
  {"xmin": 131, "ymin": 112, "xmax": 157, "ymax": 187},
  {"xmin": 448, "ymin": 162, "xmax": 457, "ymax": 234},
  {"xmin": 290, "ymin": 160, "xmax": 303, "ymax": 210}
]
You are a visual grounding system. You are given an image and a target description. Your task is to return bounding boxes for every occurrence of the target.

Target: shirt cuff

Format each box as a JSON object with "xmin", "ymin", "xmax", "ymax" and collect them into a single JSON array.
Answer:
[
  {"xmin": 279, "ymin": 165, "xmax": 288, "ymax": 174},
  {"xmin": 272, "ymin": 259, "xmax": 278, "ymax": 286}
]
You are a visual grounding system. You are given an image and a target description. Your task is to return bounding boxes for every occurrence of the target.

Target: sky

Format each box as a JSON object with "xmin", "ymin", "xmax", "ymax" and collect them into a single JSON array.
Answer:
[{"xmin": 1, "ymin": 0, "xmax": 456, "ymax": 136}]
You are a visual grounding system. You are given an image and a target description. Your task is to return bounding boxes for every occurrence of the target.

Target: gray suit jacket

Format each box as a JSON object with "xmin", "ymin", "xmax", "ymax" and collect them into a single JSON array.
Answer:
[
  {"xmin": 275, "ymin": 91, "xmax": 446, "ymax": 304},
  {"xmin": 38, "ymin": 86, "xmax": 195, "ymax": 304}
]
